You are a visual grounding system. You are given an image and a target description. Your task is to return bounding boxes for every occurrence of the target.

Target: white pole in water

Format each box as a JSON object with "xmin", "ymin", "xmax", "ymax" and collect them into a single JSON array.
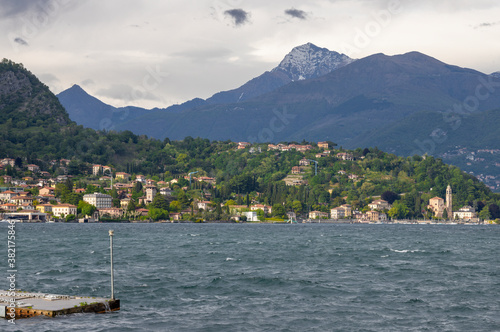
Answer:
[{"xmin": 109, "ymin": 230, "xmax": 115, "ymax": 300}]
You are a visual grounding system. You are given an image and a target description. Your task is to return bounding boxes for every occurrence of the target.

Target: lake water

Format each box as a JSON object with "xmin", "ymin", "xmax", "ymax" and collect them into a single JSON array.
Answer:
[{"xmin": 1, "ymin": 223, "xmax": 499, "ymax": 331}]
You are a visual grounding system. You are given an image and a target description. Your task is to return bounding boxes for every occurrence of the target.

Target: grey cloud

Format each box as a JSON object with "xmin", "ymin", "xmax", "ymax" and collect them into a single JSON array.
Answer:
[
  {"xmin": 224, "ymin": 9, "xmax": 249, "ymax": 26},
  {"xmin": 474, "ymin": 21, "xmax": 500, "ymax": 29},
  {"xmin": 81, "ymin": 79, "xmax": 95, "ymax": 86},
  {"xmin": 0, "ymin": 0, "xmax": 38, "ymax": 17},
  {"xmin": 38, "ymin": 73, "xmax": 59, "ymax": 84},
  {"xmin": 284, "ymin": 8, "xmax": 307, "ymax": 20},
  {"xmin": 14, "ymin": 37, "xmax": 28, "ymax": 46},
  {"xmin": 97, "ymin": 84, "xmax": 160, "ymax": 102},
  {"xmin": 172, "ymin": 47, "xmax": 232, "ymax": 62}
]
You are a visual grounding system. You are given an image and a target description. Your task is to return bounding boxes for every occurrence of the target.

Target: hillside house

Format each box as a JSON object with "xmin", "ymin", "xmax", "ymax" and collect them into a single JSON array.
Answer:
[
  {"xmin": 52, "ymin": 204, "xmax": 77, "ymax": 217},
  {"xmin": 330, "ymin": 207, "xmax": 345, "ymax": 219},
  {"xmin": 453, "ymin": 206, "xmax": 477, "ymax": 220},
  {"xmin": 336, "ymin": 152, "xmax": 354, "ymax": 161},
  {"xmin": 368, "ymin": 199, "xmax": 390, "ymax": 211},
  {"xmin": 309, "ymin": 210, "xmax": 328, "ymax": 219},
  {"xmin": 317, "ymin": 141, "xmax": 329, "ymax": 149}
]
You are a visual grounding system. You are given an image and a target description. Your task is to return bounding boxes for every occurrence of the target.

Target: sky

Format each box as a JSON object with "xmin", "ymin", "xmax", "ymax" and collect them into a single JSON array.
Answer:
[{"xmin": 1, "ymin": 0, "xmax": 500, "ymax": 109}]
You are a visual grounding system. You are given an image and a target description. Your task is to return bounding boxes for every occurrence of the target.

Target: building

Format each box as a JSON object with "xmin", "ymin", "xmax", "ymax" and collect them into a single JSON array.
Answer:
[
  {"xmin": 26, "ymin": 164, "xmax": 40, "ymax": 173},
  {"xmin": 36, "ymin": 204, "xmax": 53, "ymax": 213},
  {"xmin": 453, "ymin": 206, "xmax": 477, "ymax": 220},
  {"xmin": 169, "ymin": 213, "xmax": 182, "ymax": 221},
  {"xmin": 340, "ymin": 204, "xmax": 352, "ymax": 217},
  {"xmin": 160, "ymin": 188, "xmax": 173, "ymax": 196},
  {"xmin": 446, "ymin": 184, "xmax": 452, "ymax": 218},
  {"xmin": 317, "ymin": 141, "xmax": 329, "ymax": 150},
  {"xmin": 83, "ymin": 192, "xmax": 113, "ymax": 209},
  {"xmin": 135, "ymin": 175, "xmax": 146, "ymax": 182},
  {"xmin": 145, "ymin": 186, "xmax": 157, "ymax": 203},
  {"xmin": 250, "ymin": 204, "xmax": 272, "ymax": 214},
  {"xmin": 1, "ymin": 158, "xmax": 15, "ymax": 167},
  {"xmin": 197, "ymin": 201, "xmax": 212, "ymax": 210},
  {"xmin": 197, "ymin": 176, "xmax": 216, "ymax": 185},
  {"xmin": 115, "ymin": 172, "xmax": 131, "ymax": 180},
  {"xmin": 98, "ymin": 208, "xmax": 123, "ymax": 219},
  {"xmin": 0, "ymin": 190, "xmax": 19, "ymax": 201},
  {"xmin": 39, "ymin": 187, "xmax": 55, "ymax": 196},
  {"xmin": 52, "ymin": 204, "xmax": 77, "ymax": 217},
  {"xmin": 291, "ymin": 166, "xmax": 302, "ymax": 174},
  {"xmin": 237, "ymin": 142, "xmax": 251, "ymax": 149},
  {"xmin": 336, "ymin": 152, "xmax": 354, "ymax": 161},
  {"xmin": 299, "ymin": 158, "xmax": 310, "ymax": 166},
  {"xmin": 309, "ymin": 211, "xmax": 328, "ymax": 219},
  {"xmin": 427, "ymin": 185, "xmax": 454, "ymax": 218},
  {"xmin": 366, "ymin": 210, "xmax": 387, "ymax": 222},
  {"xmin": 92, "ymin": 164, "xmax": 103, "ymax": 176},
  {"xmin": 428, "ymin": 197, "xmax": 445, "ymax": 217},
  {"xmin": 120, "ymin": 198, "xmax": 131, "ymax": 208},
  {"xmin": 368, "ymin": 199, "xmax": 390, "ymax": 211},
  {"xmin": 0, "ymin": 203, "xmax": 18, "ymax": 212},
  {"xmin": 330, "ymin": 207, "xmax": 345, "ymax": 219},
  {"xmin": 242, "ymin": 211, "xmax": 258, "ymax": 222},
  {"xmin": 11, "ymin": 195, "xmax": 34, "ymax": 206}
]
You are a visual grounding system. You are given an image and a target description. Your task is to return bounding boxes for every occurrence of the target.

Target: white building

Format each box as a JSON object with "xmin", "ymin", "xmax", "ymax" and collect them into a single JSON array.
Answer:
[
  {"xmin": 52, "ymin": 204, "xmax": 77, "ymax": 217},
  {"xmin": 243, "ymin": 211, "xmax": 258, "ymax": 222},
  {"xmin": 453, "ymin": 206, "xmax": 477, "ymax": 220},
  {"xmin": 83, "ymin": 192, "xmax": 113, "ymax": 209},
  {"xmin": 330, "ymin": 207, "xmax": 345, "ymax": 219}
]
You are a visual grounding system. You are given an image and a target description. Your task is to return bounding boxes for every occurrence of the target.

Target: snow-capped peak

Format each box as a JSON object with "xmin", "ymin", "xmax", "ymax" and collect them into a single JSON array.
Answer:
[{"xmin": 272, "ymin": 42, "xmax": 355, "ymax": 81}]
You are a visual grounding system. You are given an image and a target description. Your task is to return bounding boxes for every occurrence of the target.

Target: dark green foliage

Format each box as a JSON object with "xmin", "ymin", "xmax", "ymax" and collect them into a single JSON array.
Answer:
[{"xmin": 381, "ymin": 191, "xmax": 399, "ymax": 204}]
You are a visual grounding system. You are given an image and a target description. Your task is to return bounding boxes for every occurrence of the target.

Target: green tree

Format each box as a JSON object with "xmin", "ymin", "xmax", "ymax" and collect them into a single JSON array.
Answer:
[
  {"xmin": 292, "ymin": 200, "xmax": 303, "ymax": 215},
  {"xmin": 257, "ymin": 209, "xmax": 265, "ymax": 222},
  {"xmin": 169, "ymin": 200, "xmax": 182, "ymax": 212},
  {"xmin": 148, "ymin": 208, "xmax": 168, "ymax": 221},
  {"xmin": 272, "ymin": 204, "xmax": 286, "ymax": 218},
  {"xmin": 127, "ymin": 200, "xmax": 136, "ymax": 212},
  {"xmin": 479, "ymin": 206, "xmax": 491, "ymax": 220},
  {"xmin": 442, "ymin": 208, "xmax": 448, "ymax": 220},
  {"xmin": 388, "ymin": 201, "xmax": 409, "ymax": 220},
  {"xmin": 78, "ymin": 200, "xmax": 96, "ymax": 217},
  {"xmin": 151, "ymin": 194, "xmax": 169, "ymax": 210}
]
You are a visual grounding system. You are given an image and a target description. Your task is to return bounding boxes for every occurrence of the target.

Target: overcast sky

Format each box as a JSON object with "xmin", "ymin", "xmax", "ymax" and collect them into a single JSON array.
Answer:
[{"xmin": 1, "ymin": 0, "xmax": 500, "ymax": 109}]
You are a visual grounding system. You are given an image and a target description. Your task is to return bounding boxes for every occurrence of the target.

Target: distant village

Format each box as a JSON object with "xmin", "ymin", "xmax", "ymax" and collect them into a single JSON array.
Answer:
[
  {"xmin": 0, "ymin": 141, "xmax": 490, "ymax": 224},
  {"xmin": 440, "ymin": 147, "xmax": 500, "ymax": 191}
]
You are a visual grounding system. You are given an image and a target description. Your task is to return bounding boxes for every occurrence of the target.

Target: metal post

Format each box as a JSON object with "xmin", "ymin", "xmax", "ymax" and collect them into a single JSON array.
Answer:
[{"xmin": 109, "ymin": 230, "xmax": 114, "ymax": 300}]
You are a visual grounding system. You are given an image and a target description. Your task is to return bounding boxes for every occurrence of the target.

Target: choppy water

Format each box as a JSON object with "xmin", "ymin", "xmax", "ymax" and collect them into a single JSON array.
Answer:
[{"xmin": 1, "ymin": 223, "xmax": 499, "ymax": 331}]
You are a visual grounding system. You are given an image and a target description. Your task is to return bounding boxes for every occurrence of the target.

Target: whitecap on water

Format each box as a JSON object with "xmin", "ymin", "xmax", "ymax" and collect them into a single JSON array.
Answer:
[
  {"xmin": 225, "ymin": 257, "xmax": 236, "ymax": 261},
  {"xmin": 390, "ymin": 249, "xmax": 425, "ymax": 253}
]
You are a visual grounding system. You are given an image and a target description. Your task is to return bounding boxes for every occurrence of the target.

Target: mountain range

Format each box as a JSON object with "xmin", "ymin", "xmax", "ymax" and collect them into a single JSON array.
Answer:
[
  {"xmin": 58, "ymin": 43, "xmax": 500, "ymax": 147},
  {"xmin": 57, "ymin": 43, "xmax": 500, "ymax": 190}
]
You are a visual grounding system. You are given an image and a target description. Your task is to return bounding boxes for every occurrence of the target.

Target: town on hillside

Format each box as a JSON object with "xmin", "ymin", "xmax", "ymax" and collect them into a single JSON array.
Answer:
[{"xmin": 0, "ymin": 140, "xmax": 498, "ymax": 224}]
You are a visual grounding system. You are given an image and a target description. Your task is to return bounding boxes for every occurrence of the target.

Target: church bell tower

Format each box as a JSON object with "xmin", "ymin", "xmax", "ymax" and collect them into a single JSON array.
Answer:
[{"xmin": 446, "ymin": 185, "xmax": 452, "ymax": 219}]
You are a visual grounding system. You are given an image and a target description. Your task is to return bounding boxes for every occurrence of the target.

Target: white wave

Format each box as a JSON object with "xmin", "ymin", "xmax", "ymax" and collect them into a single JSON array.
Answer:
[
  {"xmin": 390, "ymin": 249, "xmax": 425, "ymax": 253},
  {"xmin": 225, "ymin": 257, "xmax": 236, "ymax": 261}
]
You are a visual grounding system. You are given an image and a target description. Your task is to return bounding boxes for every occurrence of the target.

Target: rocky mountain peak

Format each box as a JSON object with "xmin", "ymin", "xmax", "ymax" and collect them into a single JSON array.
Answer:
[{"xmin": 272, "ymin": 42, "xmax": 355, "ymax": 81}]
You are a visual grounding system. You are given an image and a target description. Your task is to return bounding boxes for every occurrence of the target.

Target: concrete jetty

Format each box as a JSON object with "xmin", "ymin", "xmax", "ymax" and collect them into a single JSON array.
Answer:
[{"xmin": 0, "ymin": 291, "xmax": 119, "ymax": 319}]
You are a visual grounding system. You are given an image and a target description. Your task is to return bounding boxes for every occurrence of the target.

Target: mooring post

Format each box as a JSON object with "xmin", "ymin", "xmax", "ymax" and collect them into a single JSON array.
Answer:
[{"xmin": 109, "ymin": 230, "xmax": 114, "ymax": 300}]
